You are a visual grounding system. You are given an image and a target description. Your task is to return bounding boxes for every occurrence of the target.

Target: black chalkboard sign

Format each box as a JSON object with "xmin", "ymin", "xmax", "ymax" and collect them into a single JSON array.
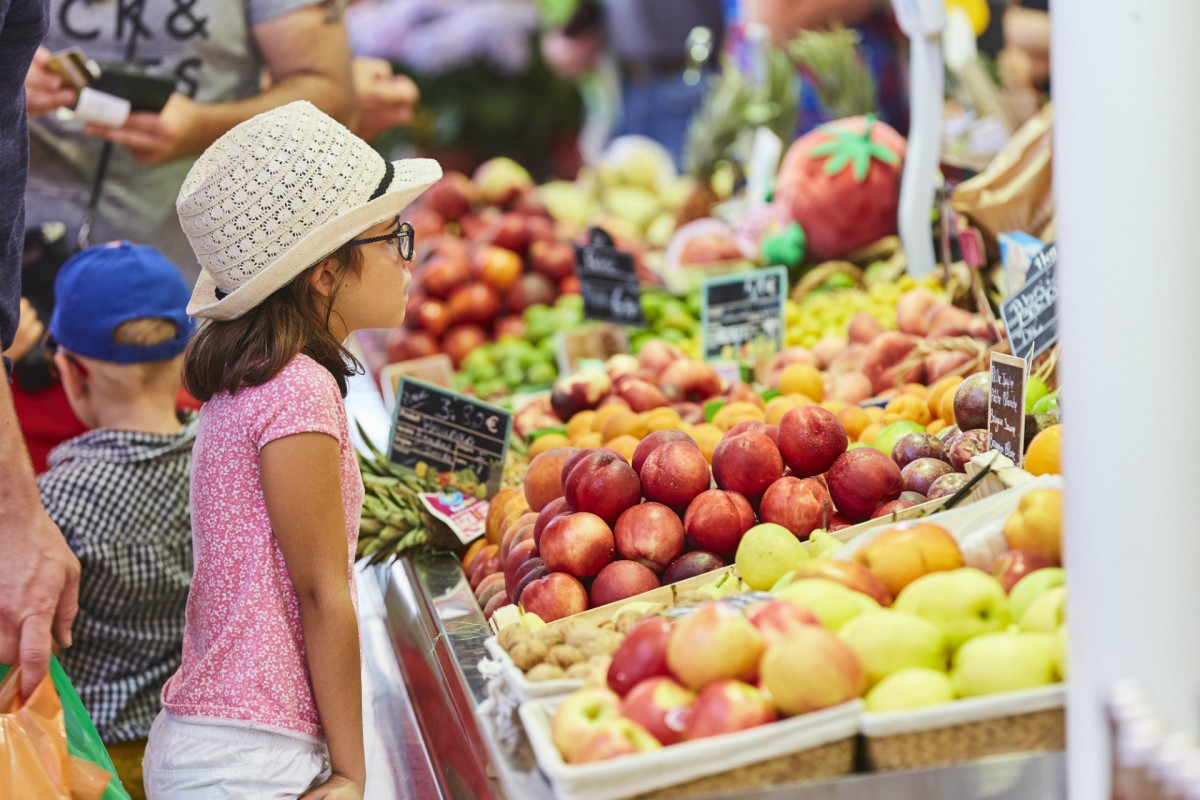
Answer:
[
  {"xmin": 1001, "ymin": 243, "xmax": 1058, "ymax": 360},
  {"xmin": 988, "ymin": 353, "xmax": 1028, "ymax": 467},
  {"xmin": 574, "ymin": 227, "xmax": 646, "ymax": 327},
  {"xmin": 388, "ymin": 378, "xmax": 512, "ymax": 498},
  {"xmin": 701, "ymin": 267, "xmax": 787, "ymax": 362}
]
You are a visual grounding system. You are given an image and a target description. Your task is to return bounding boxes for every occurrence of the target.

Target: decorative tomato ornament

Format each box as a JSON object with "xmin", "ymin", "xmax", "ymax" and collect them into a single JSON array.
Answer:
[{"xmin": 774, "ymin": 114, "xmax": 906, "ymax": 262}]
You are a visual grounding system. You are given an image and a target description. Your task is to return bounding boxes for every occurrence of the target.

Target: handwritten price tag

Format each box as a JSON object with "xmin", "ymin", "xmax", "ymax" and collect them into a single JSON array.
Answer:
[
  {"xmin": 574, "ymin": 227, "xmax": 645, "ymax": 327},
  {"xmin": 701, "ymin": 266, "xmax": 787, "ymax": 363},
  {"xmin": 988, "ymin": 353, "xmax": 1028, "ymax": 467}
]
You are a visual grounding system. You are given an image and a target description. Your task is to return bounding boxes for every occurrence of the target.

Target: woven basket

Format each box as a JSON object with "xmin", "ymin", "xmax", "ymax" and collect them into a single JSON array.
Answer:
[
  {"xmin": 634, "ymin": 737, "xmax": 856, "ymax": 799},
  {"xmin": 864, "ymin": 707, "xmax": 1065, "ymax": 772}
]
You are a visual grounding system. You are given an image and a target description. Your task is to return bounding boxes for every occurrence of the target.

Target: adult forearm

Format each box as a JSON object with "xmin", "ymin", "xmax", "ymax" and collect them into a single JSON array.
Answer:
[
  {"xmin": 186, "ymin": 74, "xmax": 356, "ymax": 157},
  {"xmin": 0, "ymin": 379, "xmax": 41, "ymax": 517},
  {"xmin": 299, "ymin": 588, "xmax": 365, "ymax": 787}
]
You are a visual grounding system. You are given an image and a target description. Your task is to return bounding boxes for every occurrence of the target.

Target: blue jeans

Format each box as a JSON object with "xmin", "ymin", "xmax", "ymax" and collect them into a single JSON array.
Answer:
[{"xmin": 614, "ymin": 75, "xmax": 709, "ymax": 169}]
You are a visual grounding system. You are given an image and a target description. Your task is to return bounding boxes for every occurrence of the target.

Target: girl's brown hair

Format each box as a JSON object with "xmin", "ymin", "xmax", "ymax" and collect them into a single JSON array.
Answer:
[{"xmin": 183, "ymin": 244, "xmax": 364, "ymax": 402}]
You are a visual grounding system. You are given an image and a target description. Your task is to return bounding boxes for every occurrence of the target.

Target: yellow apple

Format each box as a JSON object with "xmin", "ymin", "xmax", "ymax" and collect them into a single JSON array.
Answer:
[
  {"xmin": 775, "ymin": 578, "xmax": 880, "ymax": 632},
  {"xmin": 839, "ymin": 610, "xmax": 950, "ymax": 687},
  {"xmin": 760, "ymin": 625, "xmax": 867, "ymax": 715},
  {"xmin": 854, "ymin": 522, "xmax": 965, "ymax": 597},
  {"xmin": 1019, "ymin": 586, "xmax": 1067, "ymax": 633},
  {"xmin": 951, "ymin": 631, "xmax": 1058, "ymax": 698},
  {"xmin": 894, "ymin": 568, "xmax": 1011, "ymax": 651},
  {"xmin": 865, "ymin": 667, "xmax": 956, "ymax": 713}
]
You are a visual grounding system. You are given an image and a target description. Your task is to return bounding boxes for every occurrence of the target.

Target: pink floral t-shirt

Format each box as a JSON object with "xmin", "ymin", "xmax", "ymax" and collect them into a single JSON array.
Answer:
[{"xmin": 161, "ymin": 354, "xmax": 363, "ymax": 739}]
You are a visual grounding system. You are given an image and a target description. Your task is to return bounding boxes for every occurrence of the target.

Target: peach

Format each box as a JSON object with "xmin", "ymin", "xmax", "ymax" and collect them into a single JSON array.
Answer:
[
  {"xmin": 524, "ymin": 446, "xmax": 580, "ymax": 512},
  {"xmin": 671, "ymin": 402, "xmax": 706, "ymax": 425},
  {"xmin": 684, "ymin": 489, "xmax": 757, "ymax": 557},
  {"xmin": 764, "ymin": 394, "xmax": 812, "ymax": 425},
  {"xmin": 561, "ymin": 447, "xmax": 625, "ymax": 487},
  {"xmin": 504, "ymin": 539, "xmax": 538, "ymax": 595},
  {"xmin": 725, "ymin": 381, "xmax": 766, "ymax": 409},
  {"xmin": 712, "ymin": 401, "xmax": 765, "ymax": 431},
  {"xmin": 925, "ymin": 351, "xmax": 977, "ymax": 384},
  {"xmin": 501, "ymin": 518, "xmax": 536, "ymax": 561},
  {"xmin": 540, "ymin": 513, "xmax": 616, "ymax": 578},
  {"xmin": 590, "ymin": 561, "xmax": 661, "ymax": 607},
  {"xmin": 661, "ymin": 359, "xmax": 725, "ymax": 403},
  {"xmin": 666, "ymin": 604, "xmax": 765, "ymax": 690},
  {"xmin": 758, "ymin": 477, "xmax": 830, "ymax": 540},
  {"xmin": 826, "ymin": 344, "xmax": 866, "ymax": 377},
  {"xmin": 777, "ymin": 406, "xmax": 848, "ymax": 478},
  {"xmin": 791, "ymin": 559, "xmax": 893, "ymax": 606},
  {"xmin": 631, "ymin": 429, "xmax": 697, "ymax": 474},
  {"xmin": 724, "ymin": 420, "xmax": 780, "ymax": 446},
  {"xmin": 534, "ymin": 497, "xmax": 572, "ymax": 548},
  {"xmin": 511, "ymin": 559, "xmax": 547, "ymax": 604},
  {"xmin": 520, "ymin": 571, "xmax": 589, "ymax": 622},
  {"xmin": 638, "ymin": 340, "xmax": 685, "ymax": 373},
  {"xmin": 812, "ymin": 336, "xmax": 849, "ymax": 370},
  {"xmin": 848, "ymin": 313, "xmax": 886, "ymax": 344},
  {"xmin": 827, "ymin": 447, "xmax": 903, "ymax": 521},
  {"xmin": 895, "ymin": 288, "xmax": 940, "ymax": 336},
  {"xmin": 614, "ymin": 502, "xmax": 685, "ymax": 572},
  {"xmin": 613, "ymin": 375, "xmax": 671, "ymax": 413},
  {"xmin": 927, "ymin": 304, "xmax": 979, "ymax": 338},
  {"xmin": 550, "ymin": 370, "xmax": 612, "ymax": 420},
  {"xmin": 830, "ymin": 372, "xmax": 874, "ymax": 404},
  {"xmin": 711, "ymin": 431, "xmax": 784, "ymax": 501},
  {"xmin": 862, "ymin": 332, "xmax": 923, "ymax": 395},
  {"xmin": 690, "ymin": 424, "xmax": 725, "ymax": 463},
  {"xmin": 640, "ymin": 441, "xmax": 712, "ymax": 509},
  {"xmin": 564, "ymin": 451, "xmax": 642, "ymax": 526}
]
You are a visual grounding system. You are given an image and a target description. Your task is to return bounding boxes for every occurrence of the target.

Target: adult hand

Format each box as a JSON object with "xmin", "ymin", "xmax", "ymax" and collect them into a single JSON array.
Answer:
[
  {"xmin": 352, "ymin": 57, "xmax": 418, "ymax": 141},
  {"xmin": 2, "ymin": 299, "xmax": 44, "ymax": 364},
  {"xmin": 300, "ymin": 774, "xmax": 363, "ymax": 800},
  {"xmin": 83, "ymin": 93, "xmax": 202, "ymax": 166},
  {"xmin": 26, "ymin": 47, "xmax": 79, "ymax": 118},
  {"xmin": 0, "ymin": 507, "xmax": 80, "ymax": 698}
]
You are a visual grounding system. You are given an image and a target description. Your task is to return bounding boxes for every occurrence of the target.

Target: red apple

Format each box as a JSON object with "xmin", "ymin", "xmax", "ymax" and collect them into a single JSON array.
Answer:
[
  {"xmin": 528, "ymin": 239, "xmax": 576, "ymax": 281},
  {"xmin": 684, "ymin": 680, "xmax": 778, "ymax": 741},
  {"xmin": 870, "ymin": 499, "xmax": 917, "ymax": 519},
  {"xmin": 620, "ymin": 677, "xmax": 695, "ymax": 746},
  {"xmin": 424, "ymin": 171, "xmax": 475, "ymax": 220},
  {"xmin": 639, "ymin": 441, "xmax": 712, "ymax": 510},
  {"xmin": 631, "ymin": 429, "xmax": 698, "ymax": 475},
  {"xmin": 571, "ymin": 718, "xmax": 662, "ymax": 764},
  {"xmin": 534, "ymin": 496, "xmax": 571, "ymax": 548},
  {"xmin": 666, "ymin": 604, "xmax": 765, "ymax": 690},
  {"xmin": 470, "ymin": 245, "xmax": 523, "ymax": 292},
  {"xmin": 540, "ymin": 513, "xmax": 616, "ymax": 579},
  {"xmin": 590, "ymin": 561, "xmax": 661, "ymax": 607},
  {"xmin": 827, "ymin": 447, "xmax": 903, "ymax": 521},
  {"xmin": 758, "ymin": 477, "xmax": 829, "ymax": 541},
  {"xmin": 507, "ymin": 272, "xmax": 557, "ymax": 314},
  {"xmin": 711, "ymin": 432, "xmax": 784, "ymax": 502},
  {"xmin": 661, "ymin": 551, "xmax": 727, "ymax": 585},
  {"xmin": 992, "ymin": 550, "xmax": 1060, "ymax": 593},
  {"xmin": 613, "ymin": 502, "xmax": 685, "ymax": 572},
  {"xmin": 746, "ymin": 600, "xmax": 820, "ymax": 645},
  {"xmin": 520, "ymin": 571, "xmax": 589, "ymax": 622},
  {"xmin": 412, "ymin": 299, "xmax": 451, "ymax": 337},
  {"xmin": 608, "ymin": 617, "xmax": 674, "ymax": 696},
  {"xmin": 564, "ymin": 452, "xmax": 642, "ymax": 526},
  {"xmin": 551, "ymin": 686, "xmax": 621, "ymax": 762},
  {"xmin": 482, "ymin": 212, "xmax": 532, "ymax": 253},
  {"xmin": 777, "ymin": 407, "xmax": 849, "ymax": 478},
  {"xmin": 683, "ymin": 489, "xmax": 756, "ymax": 557},
  {"xmin": 441, "ymin": 324, "xmax": 488, "ymax": 368}
]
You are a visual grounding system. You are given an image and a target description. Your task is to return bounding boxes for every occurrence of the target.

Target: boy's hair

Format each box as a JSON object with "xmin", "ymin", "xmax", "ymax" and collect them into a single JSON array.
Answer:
[
  {"xmin": 86, "ymin": 318, "xmax": 185, "ymax": 390},
  {"xmin": 182, "ymin": 242, "xmax": 364, "ymax": 402}
]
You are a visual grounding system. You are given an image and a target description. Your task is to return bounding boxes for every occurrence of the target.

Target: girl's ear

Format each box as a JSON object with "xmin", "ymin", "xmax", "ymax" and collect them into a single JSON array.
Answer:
[{"xmin": 309, "ymin": 258, "xmax": 338, "ymax": 298}]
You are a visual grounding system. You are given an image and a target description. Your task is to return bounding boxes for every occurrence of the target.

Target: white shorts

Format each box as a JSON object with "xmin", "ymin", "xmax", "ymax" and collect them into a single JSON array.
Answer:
[{"xmin": 142, "ymin": 712, "xmax": 331, "ymax": 799}]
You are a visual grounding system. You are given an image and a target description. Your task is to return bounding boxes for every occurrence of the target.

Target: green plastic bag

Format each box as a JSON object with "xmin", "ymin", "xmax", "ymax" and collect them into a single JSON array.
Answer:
[{"xmin": 0, "ymin": 658, "xmax": 132, "ymax": 800}]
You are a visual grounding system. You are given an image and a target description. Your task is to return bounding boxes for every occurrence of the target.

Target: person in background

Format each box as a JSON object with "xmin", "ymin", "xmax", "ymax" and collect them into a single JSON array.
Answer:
[
  {"xmin": 37, "ymin": 243, "xmax": 196, "ymax": 800},
  {"xmin": 143, "ymin": 101, "xmax": 441, "ymax": 800},
  {"xmin": 542, "ymin": 0, "xmax": 725, "ymax": 167},
  {"xmin": 0, "ymin": 0, "xmax": 83, "ymax": 702}
]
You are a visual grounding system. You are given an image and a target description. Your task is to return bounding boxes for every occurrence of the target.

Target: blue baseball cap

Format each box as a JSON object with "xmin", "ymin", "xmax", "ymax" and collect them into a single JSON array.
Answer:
[{"xmin": 49, "ymin": 242, "xmax": 194, "ymax": 364}]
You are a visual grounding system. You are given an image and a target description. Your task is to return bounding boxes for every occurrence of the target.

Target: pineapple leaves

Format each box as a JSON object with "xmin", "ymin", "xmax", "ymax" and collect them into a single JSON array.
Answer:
[{"xmin": 810, "ymin": 114, "xmax": 900, "ymax": 182}]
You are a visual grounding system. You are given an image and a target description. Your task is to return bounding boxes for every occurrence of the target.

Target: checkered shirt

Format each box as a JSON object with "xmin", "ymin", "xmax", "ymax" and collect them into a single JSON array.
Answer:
[{"xmin": 37, "ymin": 417, "xmax": 197, "ymax": 743}]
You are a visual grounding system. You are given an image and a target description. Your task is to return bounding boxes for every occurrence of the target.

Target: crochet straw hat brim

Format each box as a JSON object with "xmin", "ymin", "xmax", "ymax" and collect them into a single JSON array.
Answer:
[{"xmin": 177, "ymin": 101, "xmax": 441, "ymax": 321}]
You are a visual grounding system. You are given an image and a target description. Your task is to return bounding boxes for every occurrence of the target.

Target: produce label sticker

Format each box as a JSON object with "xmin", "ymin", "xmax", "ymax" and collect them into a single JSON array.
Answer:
[
  {"xmin": 388, "ymin": 377, "xmax": 512, "ymax": 499},
  {"xmin": 574, "ymin": 227, "xmax": 646, "ymax": 327},
  {"xmin": 1000, "ymin": 243, "xmax": 1059, "ymax": 360},
  {"xmin": 988, "ymin": 352, "xmax": 1028, "ymax": 467},
  {"xmin": 419, "ymin": 492, "xmax": 487, "ymax": 546},
  {"xmin": 555, "ymin": 323, "xmax": 630, "ymax": 377},
  {"xmin": 700, "ymin": 266, "xmax": 787, "ymax": 363}
]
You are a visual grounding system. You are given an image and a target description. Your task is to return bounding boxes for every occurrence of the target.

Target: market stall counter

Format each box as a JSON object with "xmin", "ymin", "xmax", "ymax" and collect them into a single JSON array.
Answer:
[{"xmin": 373, "ymin": 552, "xmax": 1068, "ymax": 800}]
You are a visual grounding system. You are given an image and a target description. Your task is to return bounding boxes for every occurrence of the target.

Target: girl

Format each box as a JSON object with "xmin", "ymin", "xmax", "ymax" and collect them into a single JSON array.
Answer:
[{"xmin": 142, "ymin": 101, "xmax": 441, "ymax": 799}]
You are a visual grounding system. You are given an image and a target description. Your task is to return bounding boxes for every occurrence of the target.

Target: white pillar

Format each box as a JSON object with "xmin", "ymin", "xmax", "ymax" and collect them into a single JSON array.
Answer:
[{"xmin": 1055, "ymin": 3, "xmax": 1200, "ymax": 798}]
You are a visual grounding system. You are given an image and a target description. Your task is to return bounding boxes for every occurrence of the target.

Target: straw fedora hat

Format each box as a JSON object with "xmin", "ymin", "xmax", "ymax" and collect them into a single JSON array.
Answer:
[{"xmin": 178, "ymin": 101, "xmax": 442, "ymax": 320}]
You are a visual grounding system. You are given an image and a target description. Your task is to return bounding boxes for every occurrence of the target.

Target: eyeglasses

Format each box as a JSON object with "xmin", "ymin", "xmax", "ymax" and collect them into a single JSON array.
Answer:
[{"xmin": 347, "ymin": 219, "xmax": 415, "ymax": 261}]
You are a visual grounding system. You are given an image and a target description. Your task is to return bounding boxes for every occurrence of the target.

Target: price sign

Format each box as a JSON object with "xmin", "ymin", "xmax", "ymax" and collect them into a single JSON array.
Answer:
[
  {"xmin": 574, "ymin": 227, "xmax": 646, "ymax": 327},
  {"xmin": 1000, "ymin": 243, "xmax": 1058, "ymax": 360},
  {"xmin": 701, "ymin": 266, "xmax": 787, "ymax": 362},
  {"xmin": 388, "ymin": 378, "xmax": 512, "ymax": 498},
  {"xmin": 988, "ymin": 352, "xmax": 1028, "ymax": 466}
]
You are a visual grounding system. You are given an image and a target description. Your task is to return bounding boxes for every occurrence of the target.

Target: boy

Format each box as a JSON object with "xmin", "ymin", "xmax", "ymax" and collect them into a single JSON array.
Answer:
[{"xmin": 37, "ymin": 242, "xmax": 196, "ymax": 799}]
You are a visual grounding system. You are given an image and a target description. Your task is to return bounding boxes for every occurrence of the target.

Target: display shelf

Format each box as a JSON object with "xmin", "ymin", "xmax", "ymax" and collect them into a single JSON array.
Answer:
[{"xmin": 373, "ymin": 552, "xmax": 1067, "ymax": 800}]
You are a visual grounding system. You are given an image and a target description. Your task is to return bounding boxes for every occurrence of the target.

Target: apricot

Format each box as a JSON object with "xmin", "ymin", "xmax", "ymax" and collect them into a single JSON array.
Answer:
[
  {"xmin": 780, "ymin": 364, "xmax": 825, "ymax": 402},
  {"xmin": 765, "ymin": 394, "xmax": 813, "ymax": 425},
  {"xmin": 606, "ymin": 434, "xmax": 641, "ymax": 464},
  {"xmin": 836, "ymin": 405, "xmax": 872, "ymax": 440},
  {"xmin": 592, "ymin": 404, "xmax": 630, "ymax": 433},
  {"xmin": 691, "ymin": 424, "xmax": 725, "ymax": 463},
  {"xmin": 858, "ymin": 422, "xmax": 884, "ymax": 444},
  {"xmin": 530, "ymin": 432, "xmax": 571, "ymax": 458},
  {"xmin": 566, "ymin": 410, "xmax": 597, "ymax": 440},
  {"xmin": 712, "ymin": 401, "xmax": 766, "ymax": 431},
  {"xmin": 926, "ymin": 376, "xmax": 964, "ymax": 419},
  {"xmin": 883, "ymin": 394, "xmax": 933, "ymax": 426},
  {"xmin": 601, "ymin": 411, "xmax": 646, "ymax": 442}
]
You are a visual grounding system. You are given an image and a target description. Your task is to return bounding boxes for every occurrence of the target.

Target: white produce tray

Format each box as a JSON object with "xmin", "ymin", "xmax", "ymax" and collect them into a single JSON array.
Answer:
[
  {"xmin": 483, "ymin": 636, "xmax": 584, "ymax": 702},
  {"xmin": 518, "ymin": 696, "xmax": 861, "ymax": 800}
]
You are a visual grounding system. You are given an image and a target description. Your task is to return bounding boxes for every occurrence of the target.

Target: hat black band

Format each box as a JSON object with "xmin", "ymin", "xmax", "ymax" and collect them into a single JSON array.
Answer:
[
  {"xmin": 370, "ymin": 160, "xmax": 394, "ymax": 201},
  {"xmin": 214, "ymin": 287, "xmax": 228, "ymax": 300}
]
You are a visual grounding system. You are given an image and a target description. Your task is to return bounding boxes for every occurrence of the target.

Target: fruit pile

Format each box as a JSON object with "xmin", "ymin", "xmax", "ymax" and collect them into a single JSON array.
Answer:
[{"xmin": 783, "ymin": 274, "xmax": 947, "ymax": 350}]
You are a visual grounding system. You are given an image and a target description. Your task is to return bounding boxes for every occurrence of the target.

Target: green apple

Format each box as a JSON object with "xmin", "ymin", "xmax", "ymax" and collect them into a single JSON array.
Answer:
[
  {"xmin": 1009, "ymin": 568, "xmax": 1066, "ymax": 622},
  {"xmin": 951, "ymin": 631, "xmax": 1059, "ymax": 698},
  {"xmin": 865, "ymin": 667, "xmax": 956, "ymax": 713},
  {"xmin": 1055, "ymin": 626, "xmax": 1068, "ymax": 680},
  {"xmin": 1024, "ymin": 377, "xmax": 1050, "ymax": 413},
  {"xmin": 736, "ymin": 523, "xmax": 809, "ymax": 591},
  {"xmin": 1031, "ymin": 391, "xmax": 1059, "ymax": 415},
  {"xmin": 839, "ymin": 610, "xmax": 949, "ymax": 687},
  {"xmin": 872, "ymin": 421, "xmax": 926, "ymax": 456},
  {"xmin": 807, "ymin": 529, "xmax": 845, "ymax": 560},
  {"xmin": 894, "ymin": 568, "xmax": 1011, "ymax": 652},
  {"xmin": 775, "ymin": 578, "xmax": 880, "ymax": 632},
  {"xmin": 1019, "ymin": 586, "xmax": 1067, "ymax": 633}
]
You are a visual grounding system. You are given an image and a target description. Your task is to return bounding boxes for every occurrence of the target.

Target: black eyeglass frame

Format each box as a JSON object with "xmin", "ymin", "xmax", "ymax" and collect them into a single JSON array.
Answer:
[{"xmin": 347, "ymin": 219, "xmax": 415, "ymax": 261}]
